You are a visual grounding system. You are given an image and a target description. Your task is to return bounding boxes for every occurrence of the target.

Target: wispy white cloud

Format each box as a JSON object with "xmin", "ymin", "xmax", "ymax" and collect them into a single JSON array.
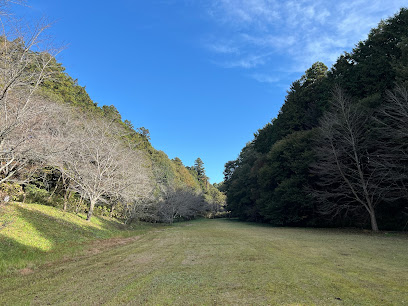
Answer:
[
  {"xmin": 250, "ymin": 73, "xmax": 280, "ymax": 83},
  {"xmin": 208, "ymin": 0, "xmax": 281, "ymax": 28},
  {"xmin": 221, "ymin": 52, "xmax": 272, "ymax": 69},
  {"xmin": 204, "ymin": 0, "xmax": 407, "ymax": 79},
  {"xmin": 206, "ymin": 42, "xmax": 239, "ymax": 54}
]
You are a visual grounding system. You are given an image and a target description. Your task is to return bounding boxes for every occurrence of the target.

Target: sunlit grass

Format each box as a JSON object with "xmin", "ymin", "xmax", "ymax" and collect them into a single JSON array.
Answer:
[
  {"xmin": 2, "ymin": 218, "xmax": 54, "ymax": 251},
  {"xmin": 0, "ymin": 202, "xmax": 157, "ymax": 274}
]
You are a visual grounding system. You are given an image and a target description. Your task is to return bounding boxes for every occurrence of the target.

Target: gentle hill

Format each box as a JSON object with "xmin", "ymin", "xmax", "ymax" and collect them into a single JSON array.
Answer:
[{"xmin": 0, "ymin": 202, "xmax": 160, "ymax": 274}]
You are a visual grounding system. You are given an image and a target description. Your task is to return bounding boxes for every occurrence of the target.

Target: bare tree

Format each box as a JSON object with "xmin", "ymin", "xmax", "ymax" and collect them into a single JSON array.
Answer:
[
  {"xmin": 157, "ymin": 188, "xmax": 207, "ymax": 223},
  {"xmin": 0, "ymin": 1, "xmax": 26, "ymax": 15},
  {"xmin": 375, "ymin": 86, "xmax": 408, "ymax": 197},
  {"xmin": 104, "ymin": 143, "xmax": 152, "ymax": 219},
  {"xmin": 0, "ymin": 2, "xmax": 60, "ymax": 183},
  {"xmin": 52, "ymin": 115, "xmax": 150, "ymax": 221},
  {"xmin": 312, "ymin": 86, "xmax": 386, "ymax": 231},
  {"xmin": 0, "ymin": 95, "xmax": 62, "ymax": 183},
  {"xmin": 372, "ymin": 86, "xmax": 408, "ymax": 222}
]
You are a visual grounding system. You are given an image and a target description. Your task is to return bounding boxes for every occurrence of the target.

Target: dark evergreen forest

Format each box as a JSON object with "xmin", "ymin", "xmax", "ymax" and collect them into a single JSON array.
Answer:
[{"xmin": 221, "ymin": 8, "xmax": 408, "ymax": 231}]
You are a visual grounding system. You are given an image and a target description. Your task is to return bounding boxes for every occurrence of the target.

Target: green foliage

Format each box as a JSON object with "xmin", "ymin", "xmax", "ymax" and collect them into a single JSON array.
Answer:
[
  {"xmin": 193, "ymin": 157, "xmax": 209, "ymax": 188},
  {"xmin": 225, "ymin": 61, "xmax": 329, "ymax": 222},
  {"xmin": 24, "ymin": 184, "xmax": 51, "ymax": 205},
  {"xmin": 223, "ymin": 143, "xmax": 261, "ymax": 221},
  {"xmin": 193, "ymin": 158, "xmax": 205, "ymax": 176},
  {"xmin": 224, "ymin": 8, "xmax": 408, "ymax": 230},
  {"xmin": 40, "ymin": 59, "xmax": 98, "ymax": 111},
  {"xmin": 300, "ymin": 61, "xmax": 328, "ymax": 85},
  {"xmin": 257, "ymin": 130, "xmax": 317, "ymax": 226},
  {"xmin": 329, "ymin": 8, "xmax": 408, "ymax": 99},
  {"xmin": 0, "ymin": 183, "xmax": 23, "ymax": 201},
  {"xmin": 102, "ymin": 105, "xmax": 122, "ymax": 122},
  {"xmin": 254, "ymin": 63, "xmax": 330, "ymax": 154}
]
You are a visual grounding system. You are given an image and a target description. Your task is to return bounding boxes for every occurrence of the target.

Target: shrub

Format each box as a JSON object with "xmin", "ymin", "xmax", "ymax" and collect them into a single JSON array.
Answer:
[
  {"xmin": 25, "ymin": 184, "xmax": 51, "ymax": 205},
  {"xmin": 0, "ymin": 183, "xmax": 24, "ymax": 202}
]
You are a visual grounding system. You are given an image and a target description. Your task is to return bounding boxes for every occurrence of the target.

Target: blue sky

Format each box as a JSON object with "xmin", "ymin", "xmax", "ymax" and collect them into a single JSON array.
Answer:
[{"xmin": 16, "ymin": 0, "xmax": 407, "ymax": 183}]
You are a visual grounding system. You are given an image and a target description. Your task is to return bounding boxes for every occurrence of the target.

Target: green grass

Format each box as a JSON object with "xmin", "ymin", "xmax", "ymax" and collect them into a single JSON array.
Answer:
[
  {"xmin": 0, "ymin": 202, "xmax": 160, "ymax": 274},
  {"xmin": 1, "ymin": 213, "xmax": 407, "ymax": 305}
]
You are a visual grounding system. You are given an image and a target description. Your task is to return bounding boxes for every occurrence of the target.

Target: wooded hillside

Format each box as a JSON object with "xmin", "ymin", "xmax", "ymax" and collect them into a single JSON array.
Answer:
[
  {"xmin": 0, "ymin": 0, "xmax": 225, "ymax": 223},
  {"xmin": 222, "ymin": 8, "xmax": 408, "ymax": 231}
]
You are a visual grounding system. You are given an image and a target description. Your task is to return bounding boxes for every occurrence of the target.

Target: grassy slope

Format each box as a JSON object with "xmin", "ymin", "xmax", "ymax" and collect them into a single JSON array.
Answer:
[
  {"xmin": 1, "ymin": 218, "xmax": 407, "ymax": 305},
  {"xmin": 0, "ymin": 202, "xmax": 159, "ymax": 274}
]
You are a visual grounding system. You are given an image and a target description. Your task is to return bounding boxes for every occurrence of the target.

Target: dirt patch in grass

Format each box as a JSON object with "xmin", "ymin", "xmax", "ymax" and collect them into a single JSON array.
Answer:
[
  {"xmin": 85, "ymin": 235, "xmax": 141, "ymax": 255},
  {"xmin": 19, "ymin": 268, "xmax": 34, "ymax": 275},
  {"xmin": 181, "ymin": 254, "xmax": 200, "ymax": 265}
]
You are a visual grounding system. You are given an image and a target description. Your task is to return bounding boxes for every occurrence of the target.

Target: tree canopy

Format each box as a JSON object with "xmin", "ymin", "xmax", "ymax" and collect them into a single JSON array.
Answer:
[{"xmin": 222, "ymin": 8, "xmax": 408, "ymax": 231}]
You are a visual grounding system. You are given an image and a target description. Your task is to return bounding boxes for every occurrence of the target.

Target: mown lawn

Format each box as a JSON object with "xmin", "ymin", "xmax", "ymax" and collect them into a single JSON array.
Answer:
[
  {"xmin": 1, "ymin": 215, "xmax": 407, "ymax": 305},
  {"xmin": 0, "ymin": 202, "xmax": 160, "ymax": 274}
]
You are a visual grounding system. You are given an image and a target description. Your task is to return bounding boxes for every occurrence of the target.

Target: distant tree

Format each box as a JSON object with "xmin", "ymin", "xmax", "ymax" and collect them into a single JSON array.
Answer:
[
  {"xmin": 223, "ymin": 160, "xmax": 237, "ymax": 182},
  {"xmin": 213, "ymin": 182, "xmax": 224, "ymax": 190},
  {"xmin": 193, "ymin": 158, "xmax": 205, "ymax": 177},
  {"xmin": 102, "ymin": 105, "xmax": 122, "ymax": 121},
  {"xmin": 102, "ymin": 135, "xmax": 151, "ymax": 219},
  {"xmin": 123, "ymin": 120, "xmax": 134, "ymax": 130},
  {"xmin": 157, "ymin": 188, "xmax": 207, "ymax": 223},
  {"xmin": 224, "ymin": 143, "xmax": 261, "ymax": 221},
  {"xmin": 300, "ymin": 61, "xmax": 328, "ymax": 85},
  {"xmin": 137, "ymin": 127, "xmax": 151, "ymax": 141},
  {"xmin": 253, "ymin": 62, "xmax": 330, "ymax": 154},
  {"xmin": 329, "ymin": 8, "xmax": 408, "ymax": 101},
  {"xmin": 193, "ymin": 157, "xmax": 208, "ymax": 186},
  {"xmin": 172, "ymin": 157, "xmax": 183, "ymax": 166},
  {"xmin": 205, "ymin": 184, "xmax": 226, "ymax": 218}
]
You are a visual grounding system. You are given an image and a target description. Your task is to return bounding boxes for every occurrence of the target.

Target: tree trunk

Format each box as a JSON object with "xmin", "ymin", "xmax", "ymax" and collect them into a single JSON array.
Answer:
[
  {"xmin": 76, "ymin": 195, "xmax": 84, "ymax": 214},
  {"xmin": 48, "ymin": 175, "xmax": 61, "ymax": 201},
  {"xmin": 87, "ymin": 199, "xmax": 96, "ymax": 221},
  {"xmin": 370, "ymin": 211, "xmax": 379, "ymax": 232},
  {"xmin": 63, "ymin": 189, "xmax": 71, "ymax": 212},
  {"xmin": 110, "ymin": 203, "xmax": 115, "ymax": 218}
]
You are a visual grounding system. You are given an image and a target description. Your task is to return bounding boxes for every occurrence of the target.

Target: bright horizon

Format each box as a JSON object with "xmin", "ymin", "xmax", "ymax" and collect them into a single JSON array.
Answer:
[{"xmin": 16, "ymin": 0, "xmax": 407, "ymax": 183}]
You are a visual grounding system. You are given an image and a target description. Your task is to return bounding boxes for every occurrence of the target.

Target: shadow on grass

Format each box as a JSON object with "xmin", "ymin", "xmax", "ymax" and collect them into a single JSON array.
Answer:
[
  {"xmin": 0, "ymin": 235, "xmax": 45, "ymax": 271},
  {"xmin": 219, "ymin": 217, "xmax": 408, "ymax": 238},
  {"xmin": 0, "ymin": 204, "xmax": 127, "ymax": 274}
]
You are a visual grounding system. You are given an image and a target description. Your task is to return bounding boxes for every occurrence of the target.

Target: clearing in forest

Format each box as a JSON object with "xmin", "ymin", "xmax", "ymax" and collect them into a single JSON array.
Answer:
[{"xmin": 1, "ymin": 219, "xmax": 407, "ymax": 305}]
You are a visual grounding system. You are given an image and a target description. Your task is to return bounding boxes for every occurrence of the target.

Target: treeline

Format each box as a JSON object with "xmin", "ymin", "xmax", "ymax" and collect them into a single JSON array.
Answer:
[
  {"xmin": 0, "ymin": 1, "xmax": 226, "ymax": 223},
  {"xmin": 222, "ymin": 8, "xmax": 408, "ymax": 231}
]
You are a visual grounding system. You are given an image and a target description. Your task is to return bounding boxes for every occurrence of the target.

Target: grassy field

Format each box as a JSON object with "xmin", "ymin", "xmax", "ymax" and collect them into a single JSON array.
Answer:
[
  {"xmin": 1, "ymin": 209, "xmax": 407, "ymax": 306},
  {"xmin": 0, "ymin": 202, "xmax": 160, "ymax": 274}
]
